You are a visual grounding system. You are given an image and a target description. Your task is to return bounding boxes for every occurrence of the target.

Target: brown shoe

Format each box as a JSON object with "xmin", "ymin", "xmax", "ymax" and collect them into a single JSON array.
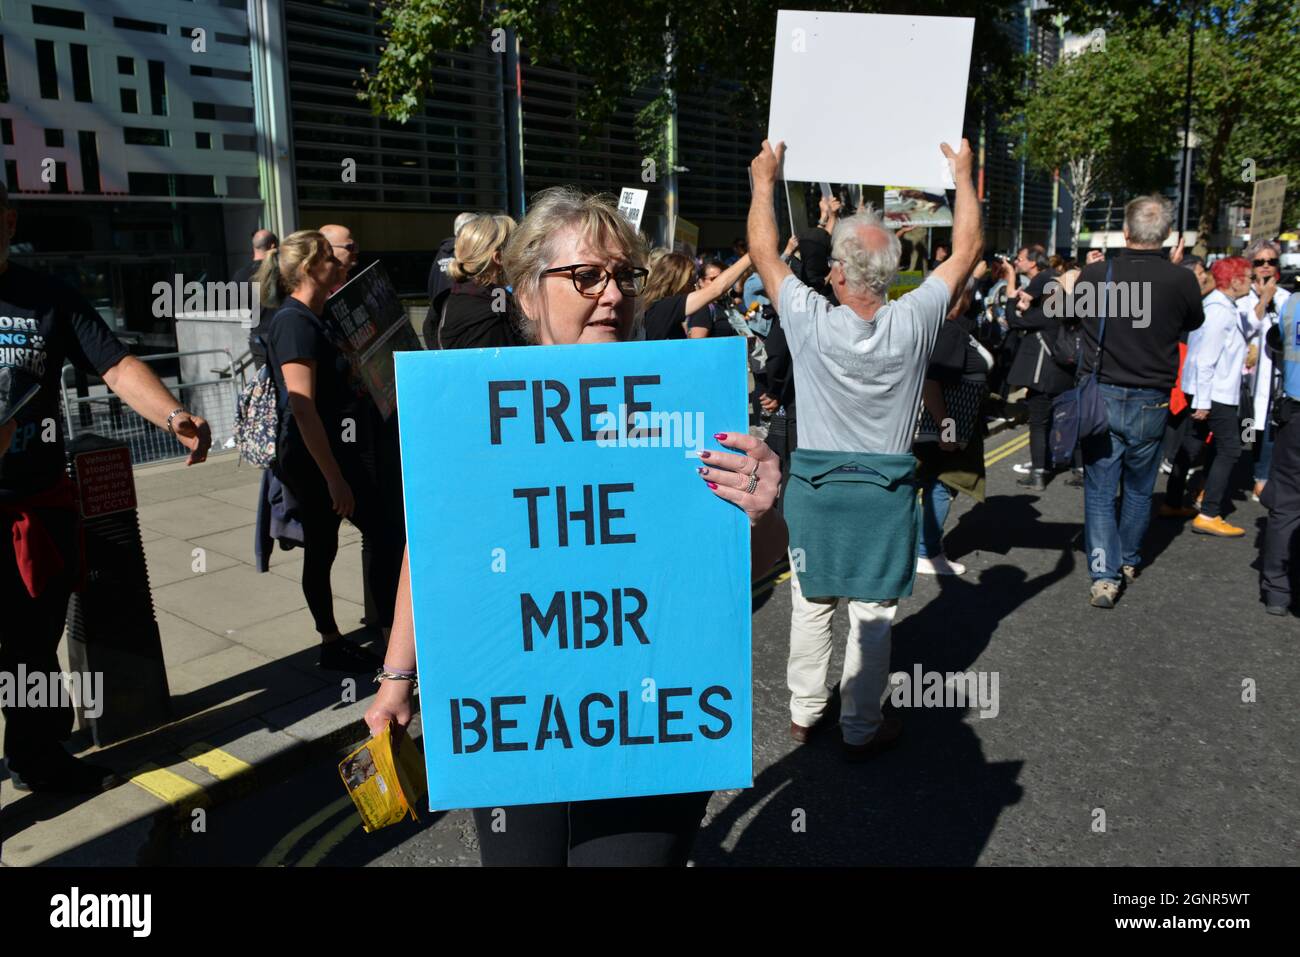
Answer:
[
  {"xmin": 841, "ymin": 717, "xmax": 903, "ymax": 762},
  {"xmin": 790, "ymin": 721, "xmax": 814, "ymax": 744},
  {"xmin": 1192, "ymin": 514, "xmax": 1245, "ymax": 538}
]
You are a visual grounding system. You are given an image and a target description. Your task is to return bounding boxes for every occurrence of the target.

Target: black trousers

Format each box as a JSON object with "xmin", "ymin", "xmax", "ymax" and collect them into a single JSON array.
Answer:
[
  {"xmin": 0, "ymin": 507, "xmax": 79, "ymax": 764},
  {"xmin": 1026, "ymin": 389, "xmax": 1054, "ymax": 472},
  {"xmin": 472, "ymin": 791, "xmax": 712, "ymax": 866},
  {"xmin": 274, "ymin": 445, "xmax": 403, "ymax": 635},
  {"xmin": 359, "ymin": 409, "xmax": 406, "ymax": 628},
  {"xmin": 1261, "ymin": 409, "xmax": 1300, "ymax": 607},
  {"xmin": 1166, "ymin": 402, "xmax": 1242, "ymax": 518}
]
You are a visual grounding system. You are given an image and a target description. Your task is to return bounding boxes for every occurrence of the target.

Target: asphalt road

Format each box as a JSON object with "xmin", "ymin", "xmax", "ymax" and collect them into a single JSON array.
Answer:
[{"xmin": 165, "ymin": 427, "xmax": 1300, "ymax": 866}]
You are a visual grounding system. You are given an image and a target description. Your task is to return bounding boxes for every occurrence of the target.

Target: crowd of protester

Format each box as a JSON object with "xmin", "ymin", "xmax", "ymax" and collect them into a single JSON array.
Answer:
[{"xmin": 4, "ymin": 128, "xmax": 1298, "ymax": 867}]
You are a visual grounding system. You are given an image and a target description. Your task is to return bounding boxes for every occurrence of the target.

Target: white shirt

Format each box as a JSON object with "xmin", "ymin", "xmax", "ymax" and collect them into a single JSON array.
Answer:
[
  {"xmin": 1239, "ymin": 285, "xmax": 1291, "ymax": 426},
  {"xmin": 1185, "ymin": 288, "xmax": 1247, "ymax": 409},
  {"xmin": 778, "ymin": 274, "xmax": 948, "ymax": 454}
]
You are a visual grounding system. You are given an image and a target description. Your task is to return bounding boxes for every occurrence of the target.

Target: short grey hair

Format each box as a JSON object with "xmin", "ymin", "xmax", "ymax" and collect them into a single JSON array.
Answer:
[
  {"xmin": 830, "ymin": 206, "xmax": 900, "ymax": 298},
  {"xmin": 1244, "ymin": 238, "xmax": 1281, "ymax": 261},
  {"xmin": 1124, "ymin": 195, "xmax": 1174, "ymax": 247},
  {"xmin": 502, "ymin": 186, "xmax": 647, "ymax": 342},
  {"xmin": 453, "ymin": 211, "xmax": 478, "ymax": 236}
]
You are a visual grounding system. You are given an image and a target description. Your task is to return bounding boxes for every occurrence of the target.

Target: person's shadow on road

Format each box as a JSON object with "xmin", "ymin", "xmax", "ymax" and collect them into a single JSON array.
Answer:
[{"xmin": 692, "ymin": 550, "xmax": 1071, "ymax": 865}]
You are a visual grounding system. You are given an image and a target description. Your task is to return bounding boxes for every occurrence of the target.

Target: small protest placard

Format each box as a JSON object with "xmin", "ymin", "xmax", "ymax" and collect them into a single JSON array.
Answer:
[
  {"xmin": 1249, "ymin": 176, "xmax": 1288, "ymax": 242},
  {"xmin": 617, "ymin": 188, "xmax": 649, "ymax": 232},
  {"xmin": 394, "ymin": 338, "xmax": 752, "ymax": 809},
  {"xmin": 323, "ymin": 261, "xmax": 421, "ymax": 419}
]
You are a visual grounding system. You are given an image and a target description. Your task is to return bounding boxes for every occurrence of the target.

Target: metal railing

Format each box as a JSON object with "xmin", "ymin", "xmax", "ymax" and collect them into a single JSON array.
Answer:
[{"xmin": 61, "ymin": 350, "xmax": 244, "ymax": 467}]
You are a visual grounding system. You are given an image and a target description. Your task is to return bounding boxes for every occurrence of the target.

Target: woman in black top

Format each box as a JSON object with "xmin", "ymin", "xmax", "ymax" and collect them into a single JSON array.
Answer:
[
  {"xmin": 364, "ymin": 188, "xmax": 788, "ymax": 866},
  {"xmin": 423, "ymin": 214, "xmax": 521, "ymax": 350},
  {"xmin": 257, "ymin": 231, "xmax": 401, "ymax": 672},
  {"xmin": 642, "ymin": 250, "xmax": 752, "ymax": 340}
]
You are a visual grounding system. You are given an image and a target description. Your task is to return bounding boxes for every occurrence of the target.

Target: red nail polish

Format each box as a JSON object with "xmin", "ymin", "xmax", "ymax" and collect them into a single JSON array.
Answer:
[
  {"xmin": 713, "ymin": 432, "xmax": 727, "ymax": 441},
  {"xmin": 700, "ymin": 450, "xmax": 711, "ymax": 459},
  {"xmin": 706, "ymin": 481, "xmax": 718, "ymax": 489},
  {"xmin": 697, "ymin": 466, "xmax": 708, "ymax": 475}
]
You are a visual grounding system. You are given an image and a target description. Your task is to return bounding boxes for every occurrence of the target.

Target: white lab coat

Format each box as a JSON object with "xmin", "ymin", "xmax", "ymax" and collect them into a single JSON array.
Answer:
[{"xmin": 1240, "ymin": 285, "xmax": 1292, "ymax": 427}]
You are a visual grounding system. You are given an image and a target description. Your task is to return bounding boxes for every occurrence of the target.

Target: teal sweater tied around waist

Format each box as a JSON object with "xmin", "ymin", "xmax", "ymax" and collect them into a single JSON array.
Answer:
[{"xmin": 783, "ymin": 448, "xmax": 920, "ymax": 602}]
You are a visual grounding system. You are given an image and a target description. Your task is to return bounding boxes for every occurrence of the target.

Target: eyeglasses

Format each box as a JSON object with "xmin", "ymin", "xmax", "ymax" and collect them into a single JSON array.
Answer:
[
  {"xmin": 331, "ymin": 242, "xmax": 358, "ymax": 253},
  {"xmin": 1252, "ymin": 258, "xmax": 1279, "ymax": 267},
  {"xmin": 541, "ymin": 263, "xmax": 648, "ymax": 298}
]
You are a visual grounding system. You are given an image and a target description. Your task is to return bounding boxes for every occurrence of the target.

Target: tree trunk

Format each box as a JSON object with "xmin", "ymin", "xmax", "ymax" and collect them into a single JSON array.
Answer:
[
  {"xmin": 1066, "ymin": 155, "xmax": 1097, "ymax": 260},
  {"xmin": 1194, "ymin": 99, "xmax": 1241, "ymax": 247}
]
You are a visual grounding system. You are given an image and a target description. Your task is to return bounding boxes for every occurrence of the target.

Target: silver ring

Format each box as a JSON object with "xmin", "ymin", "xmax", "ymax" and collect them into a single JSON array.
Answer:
[{"xmin": 744, "ymin": 472, "xmax": 759, "ymax": 495}]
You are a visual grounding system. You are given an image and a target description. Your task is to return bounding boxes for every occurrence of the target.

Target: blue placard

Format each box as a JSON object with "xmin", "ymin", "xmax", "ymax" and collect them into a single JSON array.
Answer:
[{"xmin": 394, "ymin": 338, "xmax": 752, "ymax": 810}]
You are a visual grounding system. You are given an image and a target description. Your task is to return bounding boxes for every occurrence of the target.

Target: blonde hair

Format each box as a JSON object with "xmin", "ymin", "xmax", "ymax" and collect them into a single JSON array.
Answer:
[
  {"xmin": 642, "ymin": 251, "xmax": 696, "ymax": 305},
  {"xmin": 502, "ymin": 187, "xmax": 646, "ymax": 342},
  {"xmin": 256, "ymin": 229, "xmax": 328, "ymax": 305},
  {"xmin": 449, "ymin": 214, "xmax": 514, "ymax": 286}
]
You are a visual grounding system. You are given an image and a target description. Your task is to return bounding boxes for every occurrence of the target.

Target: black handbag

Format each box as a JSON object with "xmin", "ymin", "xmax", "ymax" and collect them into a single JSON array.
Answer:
[{"xmin": 1049, "ymin": 264, "xmax": 1113, "ymax": 466}]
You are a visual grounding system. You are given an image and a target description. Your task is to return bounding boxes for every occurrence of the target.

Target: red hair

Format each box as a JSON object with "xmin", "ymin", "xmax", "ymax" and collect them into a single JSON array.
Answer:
[{"xmin": 1210, "ymin": 256, "xmax": 1250, "ymax": 290}]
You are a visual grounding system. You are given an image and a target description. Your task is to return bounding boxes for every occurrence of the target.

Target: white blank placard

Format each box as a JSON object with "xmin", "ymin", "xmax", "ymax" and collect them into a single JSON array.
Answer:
[{"xmin": 767, "ymin": 10, "xmax": 973, "ymax": 190}]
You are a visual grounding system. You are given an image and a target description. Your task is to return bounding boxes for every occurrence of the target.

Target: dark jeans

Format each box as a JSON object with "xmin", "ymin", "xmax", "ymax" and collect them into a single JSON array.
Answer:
[
  {"xmin": 1166, "ymin": 402, "xmax": 1242, "ymax": 518},
  {"xmin": 1082, "ymin": 385, "xmax": 1169, "ymax": 582},
  {"xmin": 472, "ymin": 791, "xmax": 712, "ymax": 866},
  {"xmin": 275, "ymin": 444, "xmax": 402, "ymax": 635},
  {"xmin": 1260, "ymin": 409, "xmax": 1300, "ymax": 607},
  {"xmin": 0, "ymin": 507, "xmax": 78, "ymax": 765},
  {"xmin": 764, "ymin": 411, "xmax": 796, "ymax": 512}
]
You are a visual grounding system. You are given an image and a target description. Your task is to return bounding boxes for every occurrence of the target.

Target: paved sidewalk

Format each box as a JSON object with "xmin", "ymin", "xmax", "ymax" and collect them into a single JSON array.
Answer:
[{"xmin": 0, "ymin": 451, "xmax": 380, "ymax": 866}]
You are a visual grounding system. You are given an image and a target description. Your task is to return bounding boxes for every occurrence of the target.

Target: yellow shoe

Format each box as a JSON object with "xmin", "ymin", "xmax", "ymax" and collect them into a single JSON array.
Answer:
[
  {"xmin": 1158, "ymin": 504, "xmax": 1198, "ymax": 519},
  {"xmin": 1192, "ymin": 514, "xmax": 1245, "ymax": 537}
]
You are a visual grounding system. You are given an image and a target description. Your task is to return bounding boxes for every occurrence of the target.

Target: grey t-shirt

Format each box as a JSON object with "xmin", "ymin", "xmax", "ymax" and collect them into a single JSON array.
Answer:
[{"xmin": 778, "ymin": 273, "xmax": 950, "ymax": 454}]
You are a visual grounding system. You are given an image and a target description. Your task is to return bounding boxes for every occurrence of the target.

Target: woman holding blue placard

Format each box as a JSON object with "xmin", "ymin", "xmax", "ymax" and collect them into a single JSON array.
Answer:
[{"xmin": 365, "ymin": 187, "xmax": 788, "ymax": 865}]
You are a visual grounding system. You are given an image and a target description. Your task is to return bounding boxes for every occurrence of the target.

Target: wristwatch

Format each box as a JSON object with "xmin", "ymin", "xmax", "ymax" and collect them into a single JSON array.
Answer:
[{"xmin": 165, "ymin": 407, "xmax": 188, "ymax": 434}]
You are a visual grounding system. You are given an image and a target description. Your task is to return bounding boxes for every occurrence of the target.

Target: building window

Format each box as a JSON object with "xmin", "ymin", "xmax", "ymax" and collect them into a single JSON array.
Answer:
[
  {"xmin": 71, "ymin": 44, "xmax": 92, "ymax": 102},
  {"xmin": 36, "ymin": 39, "xmax": 59, "ymax": 99},
  {"xmin": 195, "ymin": 131, "xmax": 211, "ymax": 149},
  {"xmin": 148, "ymin": 60, "xmax": 167, "ymax": 116},
  {"xmin": 32, "ymin": 5, "xmax": 85, "ymax": 29},
  {"xmin": 117, "ymin": 56, "xmax": 134, "ymax": 75},
  {"xmin": 190, "ymin": 65, "xmax": 253, "ymax": 82},
  {"xmin": 223, "ymin": 133, "xmax": 256, "ymax": 152},
  {"xmin": 192, "ymin": 102, "xmax": 254, "ymax": 123},
  {"xmin": 44, "ymin": 129, "xmax": 64, "ymax": 148},
  {"xmin": 4, "ymin": 160, "xmax": 16, "ymax": 190},
  {"xmin": 113, "ymin": 17, "xmax": 167, "ymax": 34},
  {"xmin": 227, "ymin": 176, "xmax": 260, "ymax": 199},
  {"xmin": 0, "ymin": 35, "xmax": 8, "ymax": 103},
  {"xmin": 124, "ymin": 127, "xmax": 170, "ymax": 147},
  {"xmin": 120, "ymin": 88, "xmax": 138, "ymax": 113},
  {"xmin": 78, "ymin": 131, "xmax": 100, "ymax": 194},
  {"xmin": 49, "ymin": 161, "xmax": 69, "ymax": 194},
  {"xmin": 0, "ymin": 118, "xmax": 12, "ymax": 145}
]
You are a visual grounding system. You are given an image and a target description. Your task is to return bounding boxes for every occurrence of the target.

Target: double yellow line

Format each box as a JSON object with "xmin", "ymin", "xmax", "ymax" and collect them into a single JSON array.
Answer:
[{"xmin": 983, "ymin": 430, "xmax": 1031, "ymax": 467}]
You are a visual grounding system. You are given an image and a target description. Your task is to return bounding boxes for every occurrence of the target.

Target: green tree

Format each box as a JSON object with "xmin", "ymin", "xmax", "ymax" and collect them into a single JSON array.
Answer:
[
  {"xmin": 1009, "ymin": 27, "xmax": 1184, "ymax": 256},
  {"xmin": 359, "ymin": 1, "xmax": 1032, "ymax": 171},
  {"xmin": 1042, "ymin": 1, "xmax": 1300, "ymax": 244}
]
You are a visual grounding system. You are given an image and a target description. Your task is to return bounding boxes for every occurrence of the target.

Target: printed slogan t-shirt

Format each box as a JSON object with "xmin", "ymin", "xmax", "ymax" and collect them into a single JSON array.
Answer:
[{"xmin": 0, "ymin": 262, "xmax": 129, "ymax": 497}]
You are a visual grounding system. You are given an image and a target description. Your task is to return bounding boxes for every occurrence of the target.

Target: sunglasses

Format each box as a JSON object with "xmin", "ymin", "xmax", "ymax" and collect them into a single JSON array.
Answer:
[
  {"xmin": 1252, "ymin": 258, "xmax": 1278, "ymax": 267},
  {"xmin": 331, "ymin": 242, "xmax": 358, "ymax": 253},
  {"xmin": 542, "ymin": 263, "xmax": 648, "ymax": 298}
]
